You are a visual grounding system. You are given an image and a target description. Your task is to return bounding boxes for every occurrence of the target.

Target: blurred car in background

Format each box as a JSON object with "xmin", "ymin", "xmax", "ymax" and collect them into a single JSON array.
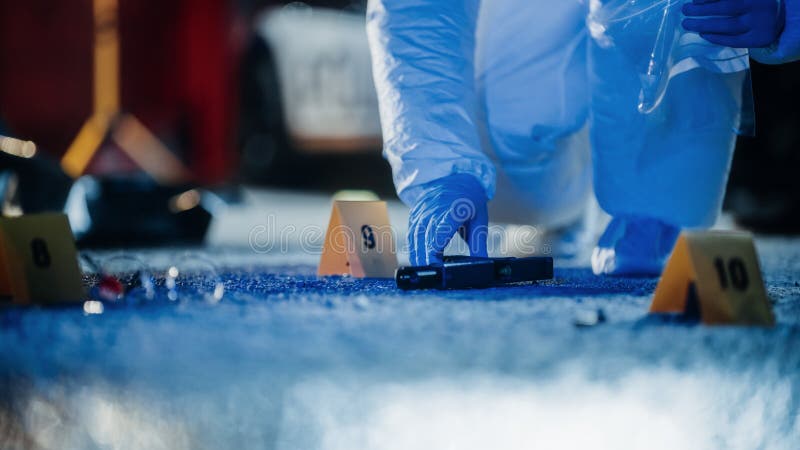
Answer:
[
  {"xmin": 237, "ymin": 1, "xmax": 392, "ymax": 192},
  {"xmin": 257, "ymin": 4, "xmax": 381, "ymax": 152}
]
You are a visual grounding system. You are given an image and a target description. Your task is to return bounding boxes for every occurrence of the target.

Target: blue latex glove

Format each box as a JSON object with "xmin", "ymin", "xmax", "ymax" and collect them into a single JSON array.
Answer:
[
  {"xmin": 408, "ymin": 174, "xmax": 489, "ymax": 266},
  {"xmin": 682, "ymin": 0, "xmax": 786, "ymax": 48},
  {"xmin": 591, "ymin": 216, "xmax": 681, "ymax": 277}
]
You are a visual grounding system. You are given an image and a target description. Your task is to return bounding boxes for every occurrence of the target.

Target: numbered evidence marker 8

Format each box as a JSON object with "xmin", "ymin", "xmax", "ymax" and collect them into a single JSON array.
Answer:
[
  {"xmin": 650, "ymin": 231, "xmax": 774, "ymax": 326},
  {"xmin": 318, "ymin": 201, "xmax": 398, "ymax": 278},
  {"xmin": 0, "ymin": 213, "xmax": 85, "ymax": 304}
]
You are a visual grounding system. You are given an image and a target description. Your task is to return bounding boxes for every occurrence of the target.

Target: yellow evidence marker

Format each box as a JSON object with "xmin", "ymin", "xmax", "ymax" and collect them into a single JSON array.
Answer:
[
  {"xmin": 318, "ymin": 201, "xmax": 398, "ymax": 279},
  {"xmin": 650, "ymin": 231, "xmax": 774, "ymax": 326},
  {"xmin": 0, "ymin": 214, "xmax": 85, "ymax": 305}
]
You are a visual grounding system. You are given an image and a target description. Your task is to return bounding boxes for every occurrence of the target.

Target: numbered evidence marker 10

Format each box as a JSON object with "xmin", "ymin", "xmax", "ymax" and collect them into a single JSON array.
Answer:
[
  {"xmin": 318, "ymin": 201, "xmax": 398, "ymax": 278},
  {"xmin": 650, "ymin": 231, "xmax": 774, "ymax": 326},
  {"xmin": 0, "ymin": 213, "xmax": 85, "ymax": 304}
]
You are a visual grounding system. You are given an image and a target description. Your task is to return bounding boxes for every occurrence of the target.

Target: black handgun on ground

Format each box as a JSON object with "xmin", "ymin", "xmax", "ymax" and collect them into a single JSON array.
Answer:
[{"xmin": 396, "ymin": 256, "xmax": 553, "ymax": 290}]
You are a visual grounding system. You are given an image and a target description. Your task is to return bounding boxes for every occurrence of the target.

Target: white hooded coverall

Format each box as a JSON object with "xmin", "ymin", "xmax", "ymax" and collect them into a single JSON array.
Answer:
[{"xmin": 366, "ymin": 0, "xmax": 749, "ymax": 229}]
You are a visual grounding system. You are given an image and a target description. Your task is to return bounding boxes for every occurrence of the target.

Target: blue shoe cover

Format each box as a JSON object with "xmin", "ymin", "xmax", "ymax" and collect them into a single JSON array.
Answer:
[{"xmin": 591, "ymin": 216, "xmax": 680, "ymax": 276}]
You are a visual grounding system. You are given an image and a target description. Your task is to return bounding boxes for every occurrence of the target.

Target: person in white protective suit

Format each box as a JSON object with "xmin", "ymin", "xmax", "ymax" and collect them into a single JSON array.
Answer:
[{"xmin": 366, "ymin": 0, "xmax": 758, "ymax": 275}]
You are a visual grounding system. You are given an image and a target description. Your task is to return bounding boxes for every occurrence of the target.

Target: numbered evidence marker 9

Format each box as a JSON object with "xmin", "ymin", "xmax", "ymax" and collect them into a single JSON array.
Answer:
[
  {"xmin": 0, "ymin": 213, "xmax": 85, "ymax": 304},
  {"xmin": 318, "ymin": 201, "xmax": 398, "ymax": 278},
  {"xmin": 650, "ymin": 231, "xmax": 774, "ymax": 326}
]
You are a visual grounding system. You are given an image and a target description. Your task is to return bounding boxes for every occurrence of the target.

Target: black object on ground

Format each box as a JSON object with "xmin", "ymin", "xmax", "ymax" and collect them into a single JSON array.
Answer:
[
  {"xmin": 396, "ymin": 256, "xmax": 554, "ymax": 291},
  {"xmin": 64, "ymin": 175, "xmax": 214, "ymax": 248},
  {"xmin": 0, "ymin": 152, "xmax": 73, "ymax": 213}
]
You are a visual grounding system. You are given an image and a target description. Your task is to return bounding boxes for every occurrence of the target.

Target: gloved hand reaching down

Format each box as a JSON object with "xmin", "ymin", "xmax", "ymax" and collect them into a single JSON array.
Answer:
[{"xmin": 407, "ymin": 174, "xmax": 489, "ymax": 267}]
